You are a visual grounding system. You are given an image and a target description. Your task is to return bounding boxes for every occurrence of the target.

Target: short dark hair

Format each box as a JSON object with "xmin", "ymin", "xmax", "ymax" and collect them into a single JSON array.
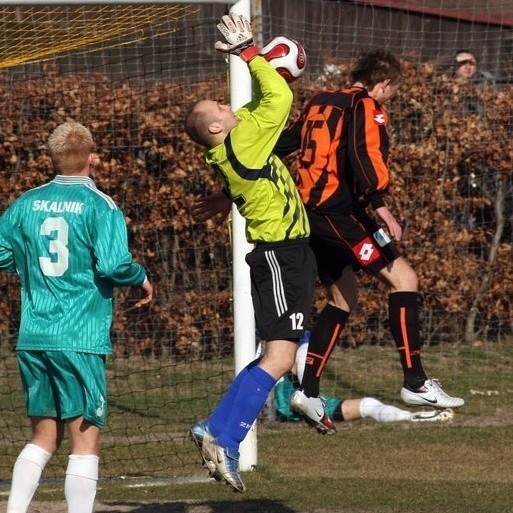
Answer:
[{"xmin": 350, "ymin": 49, "xmax": 402, "ymax": 89}]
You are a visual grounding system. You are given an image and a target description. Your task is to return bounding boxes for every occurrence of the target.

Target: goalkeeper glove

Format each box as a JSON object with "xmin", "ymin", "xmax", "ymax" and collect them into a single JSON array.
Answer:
[{"xmin": 215, "ymin": 13, "xmax": 259, "ymax": 62}]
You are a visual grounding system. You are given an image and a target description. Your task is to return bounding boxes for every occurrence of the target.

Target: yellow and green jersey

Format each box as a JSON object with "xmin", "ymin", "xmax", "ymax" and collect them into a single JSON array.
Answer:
[
  {"xmin": 0, "ymin": 175, "xmax": 147, "ymax": 354},
  {"xmin": 205, "ymin": 56, "xmax": 310, "ymax": 244}
]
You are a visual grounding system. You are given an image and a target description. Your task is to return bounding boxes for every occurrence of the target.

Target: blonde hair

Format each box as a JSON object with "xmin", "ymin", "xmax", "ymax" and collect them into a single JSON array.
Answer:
[{"xmin": 47, "ymin": 122, "xmax": 96, "ymax": 173}]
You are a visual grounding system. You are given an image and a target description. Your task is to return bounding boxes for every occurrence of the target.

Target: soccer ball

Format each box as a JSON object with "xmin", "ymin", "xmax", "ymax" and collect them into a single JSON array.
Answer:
[{"xmin": 260, "ymin": 36, "xmax": 307, "ymax": 82}]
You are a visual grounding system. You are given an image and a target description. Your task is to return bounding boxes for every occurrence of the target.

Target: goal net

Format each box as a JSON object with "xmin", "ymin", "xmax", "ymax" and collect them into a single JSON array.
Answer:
[{"xmin": 0, "ymin": 0, "xmax": 511, "ymax": 484}]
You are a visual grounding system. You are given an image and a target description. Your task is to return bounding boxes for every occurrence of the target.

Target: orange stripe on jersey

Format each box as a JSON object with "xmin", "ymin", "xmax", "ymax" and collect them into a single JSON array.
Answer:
[
  {"xmin": 290, "ymin": 87, "xmax": 392, "ymax": 211},
  {"xmin": 296, "ymin": 103, "xmax": 345, "ymax": 207},
  {"xmin": 355, "ymin": 98, "xmax": 390, "ymax": 192}
]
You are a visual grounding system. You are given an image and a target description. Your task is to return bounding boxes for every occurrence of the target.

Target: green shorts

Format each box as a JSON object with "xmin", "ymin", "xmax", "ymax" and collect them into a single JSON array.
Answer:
[{"xmin": 17, "ymin": 350, "xmax": 108, "ymax": 428}]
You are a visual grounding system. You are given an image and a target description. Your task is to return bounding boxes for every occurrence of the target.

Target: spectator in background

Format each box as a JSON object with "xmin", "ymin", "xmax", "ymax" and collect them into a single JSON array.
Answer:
[
  {"xmin": 454, "ymin": 50, "xmax": 478, "ymax": 81},
  {"xmin": 0, "ymin": 122, "xmax": 153, "ymax": 513},
  {"xmin": 451, "ymin": 50, "xmax": 496, "ymax": 227},
  {"xmin": 452, "ymin": 50, "xmax": 486, "ymax": 115},
  {"xmin": 454, "ymin": 49, "xmax": 498, "ymax": 88},
  {"xmin": 454, "ymin": 50, "xmax": 490, "ymax": 117}
]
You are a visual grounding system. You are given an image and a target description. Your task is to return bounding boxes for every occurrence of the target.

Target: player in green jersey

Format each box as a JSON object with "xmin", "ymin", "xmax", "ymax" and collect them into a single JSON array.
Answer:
[
  {"xmin": 185, "ymin": 13, "xmax": 317, "ymax": 492},
  {"xmin": 0, "ymin": 122, "xmax": 153, "ymax": 513}
]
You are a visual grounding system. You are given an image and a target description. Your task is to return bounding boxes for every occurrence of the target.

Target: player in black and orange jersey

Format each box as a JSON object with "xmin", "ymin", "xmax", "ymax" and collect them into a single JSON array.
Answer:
[{"xmin": 275, "ymin": 49, "xmax": 464, "ymax": 434}]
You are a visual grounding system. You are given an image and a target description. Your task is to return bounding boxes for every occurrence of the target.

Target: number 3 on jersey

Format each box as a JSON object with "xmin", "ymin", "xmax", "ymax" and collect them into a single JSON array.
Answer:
[{"xmin": 39, "ymin": 216, "xmax": 69, "ymax": 277}]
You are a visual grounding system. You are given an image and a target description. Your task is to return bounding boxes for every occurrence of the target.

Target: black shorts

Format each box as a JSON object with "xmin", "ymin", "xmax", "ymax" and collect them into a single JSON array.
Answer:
[
  {"xmin": 308, "ymin": 207, "xmax": 400, "ymax": 286},
  {"xmin": 245, "ymin": 238, "xmax": 317, "ymax": 342}
]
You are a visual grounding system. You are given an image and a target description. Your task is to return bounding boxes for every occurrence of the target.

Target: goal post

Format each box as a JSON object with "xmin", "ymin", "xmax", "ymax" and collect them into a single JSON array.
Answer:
[{"xmin": 224, "ymin": 0, "xmax": 259, "ymax": 472}]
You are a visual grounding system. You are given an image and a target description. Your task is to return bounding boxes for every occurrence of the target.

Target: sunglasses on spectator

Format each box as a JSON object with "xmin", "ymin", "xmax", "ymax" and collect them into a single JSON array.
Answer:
[{"xmin": 457, "ymin": 59, "xmax": 477, "ymax": 66}]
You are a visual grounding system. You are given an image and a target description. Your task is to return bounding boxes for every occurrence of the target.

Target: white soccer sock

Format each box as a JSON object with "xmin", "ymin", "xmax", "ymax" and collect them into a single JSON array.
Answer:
[
  {"xmin": 7, "ymin": 443, "xmax": 52, "ymax": 513},
  {"xmin": 359, "ymin": 397, "xmax": 413, "ymax": 423},
  {"xmin": 295, "ymin": 336, "xmax": 309, "ymax": 384},
  {"xmin": 65, "ymin": 454, "xmax": 99, "ymax": 513}
]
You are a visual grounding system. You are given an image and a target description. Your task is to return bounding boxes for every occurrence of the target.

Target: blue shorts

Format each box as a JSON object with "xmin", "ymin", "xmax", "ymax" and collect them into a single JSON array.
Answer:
[{"xmin": 17, "ymin": 350, "xmax": 108, "ymax": 428}]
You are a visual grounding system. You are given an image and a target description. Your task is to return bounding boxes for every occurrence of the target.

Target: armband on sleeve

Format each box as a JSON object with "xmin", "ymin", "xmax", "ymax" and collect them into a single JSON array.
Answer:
[{"xmin": 239, "ymin": 45, "xmax": 260, "ymax": 62}]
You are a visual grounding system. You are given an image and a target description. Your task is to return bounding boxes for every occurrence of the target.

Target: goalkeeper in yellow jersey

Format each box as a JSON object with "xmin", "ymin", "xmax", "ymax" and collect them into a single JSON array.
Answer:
[{"xmin": 185, "ymin": 13, "xmax": 317, "ymax": 493}]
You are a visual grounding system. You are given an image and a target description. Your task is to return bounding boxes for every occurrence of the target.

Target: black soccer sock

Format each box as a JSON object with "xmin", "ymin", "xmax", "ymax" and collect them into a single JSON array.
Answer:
[
  {"xmin": 388, "ymin": 291, "xmax": 428, "ymax": 389},
  {"xmin": 301, "ymin": 304, "xmax": 349, "ymax": 397}
]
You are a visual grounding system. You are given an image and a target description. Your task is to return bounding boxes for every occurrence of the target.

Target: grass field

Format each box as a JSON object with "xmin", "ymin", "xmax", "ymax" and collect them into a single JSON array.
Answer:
[{"xmin": 1, "ymin": 339, "xmax": 513, "ymax": 513}]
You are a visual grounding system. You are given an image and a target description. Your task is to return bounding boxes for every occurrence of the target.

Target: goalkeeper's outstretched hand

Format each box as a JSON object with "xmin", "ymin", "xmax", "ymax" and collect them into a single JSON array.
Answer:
[
  {"xmin": 192, "ymin": 192, "xmax": 231, "ymax": 223},
  {"xmin": 215, "ymin": 13, "xmax": 254, "ymax": 56}
]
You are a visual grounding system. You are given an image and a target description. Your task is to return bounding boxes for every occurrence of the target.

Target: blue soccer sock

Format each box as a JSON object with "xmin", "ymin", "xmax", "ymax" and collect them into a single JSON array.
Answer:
[
  {"xmin": 207, "ymin": 363, "xmax": 255, "ymax": 438},
  {"xmin": 209, "ymin": 365, "xmax": 276, "ymax": 450}
]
